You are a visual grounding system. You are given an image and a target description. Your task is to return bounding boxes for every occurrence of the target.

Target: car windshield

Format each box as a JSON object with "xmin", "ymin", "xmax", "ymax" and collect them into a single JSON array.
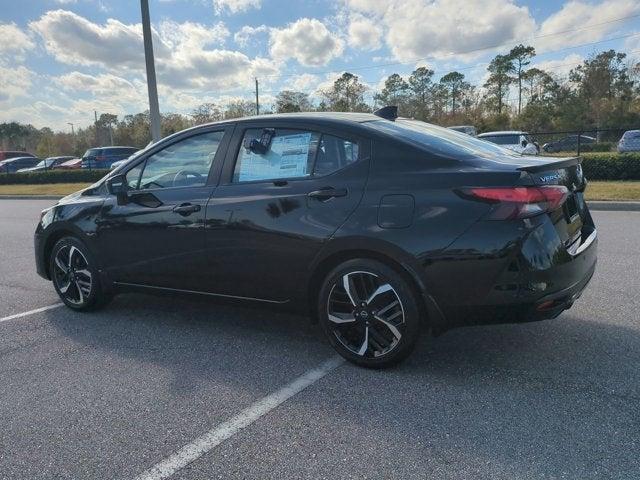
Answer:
[
  {"xmin": 366, "ymin": 119, "xmax": 519, "ymax": 159},
  {"xmin": 83, "ymin": 148, "xmax": 101, "ymax": 158},
  {"xmin": 479, "ymin": 134, "xmax": 521, "ymax": 145}
]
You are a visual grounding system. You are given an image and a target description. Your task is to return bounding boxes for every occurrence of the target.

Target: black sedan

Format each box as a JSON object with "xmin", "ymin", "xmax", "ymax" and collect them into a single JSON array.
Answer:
[{"xmin": 34, "ymin": 109, "xmax": 597, "ymax": 368}]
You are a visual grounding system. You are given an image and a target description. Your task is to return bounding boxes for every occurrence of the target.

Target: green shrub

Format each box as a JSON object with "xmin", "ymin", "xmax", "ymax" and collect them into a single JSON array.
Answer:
[
  {"xmin": 580, "ymin": 153, "xmax": 640, "ymax": 180},
  {"xmin": 583, "ymin": 142, "xmax": 614, "ymax": 152},
  {"xmin": 0, "ymin": 169, "xmax": 109, "ymax": 185}
]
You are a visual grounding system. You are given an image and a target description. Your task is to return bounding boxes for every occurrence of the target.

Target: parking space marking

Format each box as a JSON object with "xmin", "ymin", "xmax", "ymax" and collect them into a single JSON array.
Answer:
[
  {"xmin": 134, "ymin": 355, "xmax": 344, "ymax": 480},
  {"xmin": 0, "ymin": 303, "xmax": 64, "ymax": 324}
]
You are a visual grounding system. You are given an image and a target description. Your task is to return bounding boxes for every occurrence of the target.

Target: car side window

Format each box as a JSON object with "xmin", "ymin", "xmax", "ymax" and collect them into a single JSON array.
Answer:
[
  {"xmin": 128, "ymin": 131, "xmax": 224, "ymax": 190},
  {"xmin": 313, "ymin": 134, "xmax": 360, "ymax": 176},
  {"xmin": 232, "ymin": 129, "xmax": 360, "ymax": 182},
  {"xmin": 233, "ymin": 129, "xmax": 320, "ymax": 182}
]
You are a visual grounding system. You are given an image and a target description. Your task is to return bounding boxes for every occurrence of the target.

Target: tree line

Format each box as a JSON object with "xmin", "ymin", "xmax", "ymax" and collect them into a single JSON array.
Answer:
[{"xmin": 1, "ymin": 47, "xmax": 639, "ymax": 158}]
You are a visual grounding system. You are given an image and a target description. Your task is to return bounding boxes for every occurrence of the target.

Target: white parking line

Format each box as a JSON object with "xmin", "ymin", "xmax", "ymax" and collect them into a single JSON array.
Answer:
[
  {"xmin": 134, "ymin": 355, "xmax": 345, "ymax": 480},
  {"xmin": 0, "ymin": 303, "xmax": 64, "ymax": 323}
]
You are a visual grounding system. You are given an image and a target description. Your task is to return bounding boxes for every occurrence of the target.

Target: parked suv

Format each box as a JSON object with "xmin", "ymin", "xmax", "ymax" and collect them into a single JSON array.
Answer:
[
  {"xmin": 35, "ymin": 110, "xmax": 597, "ymax": 368},
  {"xmin": 82, "ymin": 146, "xmax": 139, "ymax": 169}
]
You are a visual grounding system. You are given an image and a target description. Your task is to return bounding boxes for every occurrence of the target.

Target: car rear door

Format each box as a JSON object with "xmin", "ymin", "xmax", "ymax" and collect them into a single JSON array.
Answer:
[
  {"xmin": 203, "ymin": 121, "xmax": 370, "ymax": 303},
  {"xmin": 95, "ymin": 127, "xmax": 232, "ymax": 291}
]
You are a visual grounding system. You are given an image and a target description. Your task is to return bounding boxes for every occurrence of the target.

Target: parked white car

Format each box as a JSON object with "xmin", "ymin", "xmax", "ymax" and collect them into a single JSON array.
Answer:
[
  {"xmin": 477, "ymin": 131, "xmax": 539, "ymax": 155},
  {"xmin": 617, "ymin": 130, "xmax": 640, "ymax": 153},
  {"xmin": 447, "ymin": 125, "xmax": 477, "ymax": 136}
]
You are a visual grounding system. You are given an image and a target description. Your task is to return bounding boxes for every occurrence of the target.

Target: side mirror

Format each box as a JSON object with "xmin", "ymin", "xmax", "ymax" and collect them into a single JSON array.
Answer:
[
  {"xmin": 521, "ymin": 139, "xmax": 528, "ymax": 148},
  {"xmin": 106, "ymin": 173, "xmax": 129, "ymax": 204}
]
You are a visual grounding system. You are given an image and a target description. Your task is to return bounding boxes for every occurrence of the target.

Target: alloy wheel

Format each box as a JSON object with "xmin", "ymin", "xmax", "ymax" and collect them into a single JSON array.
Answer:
[
  {"xmin": 52, "ymin": 245, "xmax": 93, "ymax": 306},
  {"xmin": 326, "ymin": 270, "xmax": 405, "ymax": 358}
]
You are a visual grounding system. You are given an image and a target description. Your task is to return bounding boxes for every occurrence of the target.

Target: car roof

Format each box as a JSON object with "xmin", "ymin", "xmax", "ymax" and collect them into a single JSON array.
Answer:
[
  {"xmin": 93, "ymin": 146, "xmax": 138, "ymax": 149},
  {"xmin": 5, "ymin": 156, "xmax": 37, "ymax": 161},
  {"xmin": 478, "ymin": 131, "xmax": 528, "ymax": 136},
  {"xmin": 191, "ymin": 112, "xmax": 383, "ymax": 130}
]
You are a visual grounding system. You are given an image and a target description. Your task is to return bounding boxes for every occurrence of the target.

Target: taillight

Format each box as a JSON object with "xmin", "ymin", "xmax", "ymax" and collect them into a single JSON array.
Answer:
[{"xmin": 460, "ymin": 185, "xmax": 569, "ymax": 220}]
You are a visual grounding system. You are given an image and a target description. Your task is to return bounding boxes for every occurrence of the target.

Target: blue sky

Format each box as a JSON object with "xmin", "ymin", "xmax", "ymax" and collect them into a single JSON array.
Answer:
[{"xmin": 1, "ymin": 0, "xmax": 639, "ymax": 129}]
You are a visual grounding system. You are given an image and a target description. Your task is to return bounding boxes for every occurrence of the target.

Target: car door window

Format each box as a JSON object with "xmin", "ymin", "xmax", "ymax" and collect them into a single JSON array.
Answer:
[
  {"xmin": 233, "ymin": 129, "xmax": 320, "ymax": 182},
  {"xmin": 232, "ymin": 129, "xmax": 360, "ymax": 182},
  {"xmin": 128, "ymin": 131, "xmax": 224, "ymax": 190}
]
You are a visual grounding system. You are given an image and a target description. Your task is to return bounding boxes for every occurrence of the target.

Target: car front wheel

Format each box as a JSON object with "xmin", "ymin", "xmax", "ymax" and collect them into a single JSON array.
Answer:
[
  {"xmin": 318, "ymin": 259, "xmax": 422, "ymax": 368},
  {"xmin": 50, "ymin": 236, "xmax": 109, "ymax": 311}
]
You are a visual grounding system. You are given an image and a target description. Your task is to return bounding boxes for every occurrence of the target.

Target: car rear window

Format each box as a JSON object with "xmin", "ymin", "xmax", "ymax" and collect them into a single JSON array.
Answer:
[
  {"xmin": 366, "ymin": 120, "xmax": 519, "ymax": 159},
  {"xmin": 479, "ymin": 134, "xmax": 521, "ymax": 145}
]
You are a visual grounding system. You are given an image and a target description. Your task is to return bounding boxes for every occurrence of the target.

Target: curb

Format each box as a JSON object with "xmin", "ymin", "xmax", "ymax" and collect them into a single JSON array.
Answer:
[
  {"xmin": 0, "ymin": 195, "xmax": 63, "ymax": 200},
  {"xmin": 587, "ymin": 201, "xmax": 640, "ymax": 211}
]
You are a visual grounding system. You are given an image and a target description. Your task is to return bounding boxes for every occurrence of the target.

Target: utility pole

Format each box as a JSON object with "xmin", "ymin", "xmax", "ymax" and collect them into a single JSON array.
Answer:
[
  {"xmin": 255, "ymin": 77, "xmax": 260, "ymax": 116},
  {"xmin": 94, "ymin": 110, "xmax": 98, "ymax": 146},
  {"xmin": 140, "ymin": 0, "xmax": 161, "ymax": 143}
]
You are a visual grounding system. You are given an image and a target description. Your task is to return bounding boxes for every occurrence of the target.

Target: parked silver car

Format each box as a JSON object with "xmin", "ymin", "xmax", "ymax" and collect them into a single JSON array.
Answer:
[{"xmin": 617, "ymin": 130, "xmax": 640, "ymax": 153}]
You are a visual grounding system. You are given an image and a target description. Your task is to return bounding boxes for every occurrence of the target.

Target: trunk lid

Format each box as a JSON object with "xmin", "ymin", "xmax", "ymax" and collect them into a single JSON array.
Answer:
[{"xmin": 520, "ymin": 156, "xmax": 589, "ymax": 251}]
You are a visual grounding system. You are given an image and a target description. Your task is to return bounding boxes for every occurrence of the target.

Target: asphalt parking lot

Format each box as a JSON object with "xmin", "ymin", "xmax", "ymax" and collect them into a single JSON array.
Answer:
[{"xmin": 1, "ymin": 199, "xmax": 639, "ymax": 479}]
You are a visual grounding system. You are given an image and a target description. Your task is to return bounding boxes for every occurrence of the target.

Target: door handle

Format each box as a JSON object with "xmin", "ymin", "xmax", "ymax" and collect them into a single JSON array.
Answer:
[
  {"xmin": 173, "ymin": 203, "xmax": 201, "ymax": 215},
  {"xmin": 307, "ymin": 188, "xmax": 348, "ymax": 201}
]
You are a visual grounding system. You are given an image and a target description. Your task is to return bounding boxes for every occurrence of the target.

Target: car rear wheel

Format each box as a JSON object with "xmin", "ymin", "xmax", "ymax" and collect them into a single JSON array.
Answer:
[
  {"xmin": 318, "ymin": 259, "xmax": 421, "ymax": 368},
  {"xmin": 50, "ymin": 237, "xmax": 109, "ymax": 311}
]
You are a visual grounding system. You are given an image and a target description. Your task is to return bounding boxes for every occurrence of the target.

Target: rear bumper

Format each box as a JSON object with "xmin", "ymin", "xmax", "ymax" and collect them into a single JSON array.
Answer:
[{"xmin": 427, "ymin": 215, "xmax": 597, "ymax": 331}]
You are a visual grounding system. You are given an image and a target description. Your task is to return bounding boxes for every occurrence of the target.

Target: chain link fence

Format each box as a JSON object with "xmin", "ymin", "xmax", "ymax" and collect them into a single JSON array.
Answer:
[{"xmin": 530, "ymin": 127, "xmax": 640, "ymax": 156}]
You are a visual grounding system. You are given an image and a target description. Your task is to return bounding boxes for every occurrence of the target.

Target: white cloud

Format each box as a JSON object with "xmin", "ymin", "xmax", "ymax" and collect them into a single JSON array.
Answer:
[
  {"xmin": 348, "ymin": 14, "xmax": 382, "ymax": 51},
  {"xmin": 29, "ymin": 10, "xmax": 151, "ymax": 69},
  {"xmin": 623, "ymin": 33, "xmax": 640, "ymax": 54},
  {"xmin": 287, "ymin": 73, "xmax": 321, "ymax": 91},
  {"xmin": 29, "ymin": 10, "xmax": 279, "ymax": 92},
  {"xmin": 533, "ymin": 53, "xmax": 584, "ymax": 78},
  {"xmin": 54, "ymin": 71, "xmax": 147, "ymax": 107},
  {"xmin": 346, "ymin": 0, "xmax": 389, "ymax": 15},
  {"xmin": 0, "ymin": 23, "xmax": 35, "ymax": 58},
  {"xmin": 378, "ymin": 0, "xmax": 535, "ymax": 62},
  {"xmin": 0, "ymin": 63, "xmax": 33, "ymax": 103},
  {"xmin": 159, "ymin": 20, "xmax": 229, "ymax": 49},
  {"xmin": 535, "ymin": 0, "xmax": 640, "ymax": 52},
  {"xmin": 234, "ymin": 24, "xmax": 268, "ymax": 47},
  {"xmin": 213, "ymin": 0, "xmax": 261, "ymax": 15},
  {"xmin": 270, "ymin": 18, "xmax": 344, "ymax": 67}
]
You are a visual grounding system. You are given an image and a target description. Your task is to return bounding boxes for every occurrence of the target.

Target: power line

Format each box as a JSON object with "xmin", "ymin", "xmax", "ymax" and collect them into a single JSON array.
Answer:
[
  {"xmin": 254, "ymin": 47, "xmax": 640, "ymax": 98},
  {"xmin": 259, "ymin": 13, "xmax": 640, "ymax": 80}
]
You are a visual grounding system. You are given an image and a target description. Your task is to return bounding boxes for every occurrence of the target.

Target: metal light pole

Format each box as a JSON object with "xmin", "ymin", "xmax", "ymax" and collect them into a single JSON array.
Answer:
[
  {"xmin": 140, "ymin": 0, "xmax": 161, "ymax": 143},
  {"xmin": 67, "ymin": 122, "xmax": 75, "ymax": 135}
]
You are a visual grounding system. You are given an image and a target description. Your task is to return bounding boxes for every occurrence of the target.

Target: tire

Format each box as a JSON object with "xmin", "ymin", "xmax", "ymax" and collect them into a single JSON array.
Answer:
[
  {"xmin": 49, "ymin": 236, "xmax": 110, "ymax": 311},
  {"xmin": 318, "ymin": 258, "xmax": 422, "ymax": 368}
]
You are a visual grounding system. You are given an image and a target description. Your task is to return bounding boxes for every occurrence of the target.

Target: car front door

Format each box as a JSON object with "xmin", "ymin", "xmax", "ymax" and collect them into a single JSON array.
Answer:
[
  {"xmin": 203, "ymin": 123, "xmax": 370, "ymax": 303},
  {"xmin": 95, "ymin": 127, "xmax": 232, "ymax": 291}
]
